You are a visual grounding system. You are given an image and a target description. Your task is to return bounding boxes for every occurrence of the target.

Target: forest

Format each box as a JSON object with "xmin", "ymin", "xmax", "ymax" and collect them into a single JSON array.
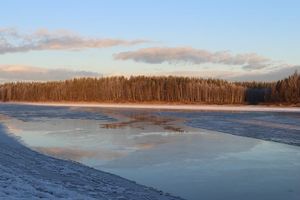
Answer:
[{"xmin": 0, "ymin": 72, "xmax": 299, "ymax": 105}]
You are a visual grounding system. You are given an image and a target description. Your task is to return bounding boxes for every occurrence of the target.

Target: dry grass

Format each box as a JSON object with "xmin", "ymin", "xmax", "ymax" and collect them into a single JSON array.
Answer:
[{"xmin": 102, "ymin": 114, "xmax": 184, "ymax": 132}]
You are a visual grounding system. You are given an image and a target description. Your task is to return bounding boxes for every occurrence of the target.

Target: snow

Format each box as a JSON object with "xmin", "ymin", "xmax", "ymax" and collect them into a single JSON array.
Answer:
[
  {"xmin": 0, "ymin": 124, "xmax": 183, "ymax": 200},
  {"xmin": 10, "ymin": 102, "xmax": 300, "ymax": 113}
]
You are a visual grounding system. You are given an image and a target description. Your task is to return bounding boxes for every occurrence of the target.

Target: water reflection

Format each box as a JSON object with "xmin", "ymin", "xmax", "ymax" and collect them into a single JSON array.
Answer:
[
  {"xmin": 0, "ymin": 104, "xmax": 300, "ymax": 200},
  {"xmin": 101, "ymin": 112, "xmax": 184, "ymax": 132},
  {"xmin": 35, "ymin": 146, "xmax": 125, "ymax": 161}
]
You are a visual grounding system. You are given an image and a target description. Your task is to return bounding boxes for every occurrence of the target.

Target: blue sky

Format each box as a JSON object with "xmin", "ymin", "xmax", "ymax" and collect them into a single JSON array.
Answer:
[{"xmin": 0, "ymin": 0, "xmax": 299, "ymax": 81}]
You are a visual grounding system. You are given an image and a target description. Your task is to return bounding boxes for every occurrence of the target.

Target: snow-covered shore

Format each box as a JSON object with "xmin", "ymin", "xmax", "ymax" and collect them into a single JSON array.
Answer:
[
  {"xmin": 9, "ymin": 102, "xmax": 300, "ymax": 113},
  {"xmin": 0, "ymin": 124, "xmax": 183, "ymax": 200}
]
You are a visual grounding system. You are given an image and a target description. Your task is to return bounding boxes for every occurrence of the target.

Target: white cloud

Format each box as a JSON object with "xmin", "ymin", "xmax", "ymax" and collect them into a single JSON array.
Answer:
[
  {"xmin": 0, "ymin": 28, "xmax": 148, "ymax": 54},
  {"xmin": 229, "ymin": 65, "xmax": 300, "ymax": 81},
  {"xmin": 0, "ymin": 65, "xmax": 101, "ymax": 82},
  {"xmin": 154, "ymin": 65, "xmax": 300, "ymax": 82},
  {"xmin": 153, "ymin": 70, "xmax": 235, "ymax": 79},
  {"xmin": 114, "ymin": 47, "xmax": 271, "ymax": 70}
]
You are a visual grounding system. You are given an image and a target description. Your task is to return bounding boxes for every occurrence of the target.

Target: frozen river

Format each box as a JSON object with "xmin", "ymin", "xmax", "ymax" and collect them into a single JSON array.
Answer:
[{"xmin": 0, "ymin": 103, "xmax": 300, "ymax": 200}]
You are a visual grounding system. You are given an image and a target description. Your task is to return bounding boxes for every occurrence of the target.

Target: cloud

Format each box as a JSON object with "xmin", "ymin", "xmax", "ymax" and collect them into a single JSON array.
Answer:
[
  {"xmin": 114, "ymin": 47, "xmax": 271, "ymax": 70},
  {"xmin": 153, "ymin": 70, "xmax": 236, "ymax": 79},
  {"xmin": 154, "ymin": 65, "xmax": 300, "ymax": 82},
  {"xmin": 0, "ymin": 65, "xmax": 101, "ymax": 82},
  {"xmin": 229, "ymin": 65, "xmax": 300, "ymax": 81},
  {"xmin": 0, "ymin": 28, "xmax": 148, "ymax": 54}
]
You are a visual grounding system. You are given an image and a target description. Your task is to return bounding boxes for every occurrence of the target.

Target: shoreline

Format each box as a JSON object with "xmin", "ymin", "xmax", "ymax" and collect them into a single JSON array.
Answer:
[
  {"xmin": 4, "ymin": 101, "xmax": 300, "ymax": 113},
  {"xmin": 0, "ymin": 123, "xmax": 182, "ymax": 200}
]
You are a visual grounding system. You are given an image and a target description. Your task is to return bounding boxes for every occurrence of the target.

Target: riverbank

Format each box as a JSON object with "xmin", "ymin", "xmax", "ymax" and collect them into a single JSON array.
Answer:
[
  {"xmin": 6, "ymin": 102, "xmax": 300, "ymax": 113},
  {"xmin": 0, "ymin": 123, "xmax": 182, "ymax": 200}
]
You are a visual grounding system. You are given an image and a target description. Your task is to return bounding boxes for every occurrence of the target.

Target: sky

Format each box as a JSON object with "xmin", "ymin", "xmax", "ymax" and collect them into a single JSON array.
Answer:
[{"xmin": 1, "ymin": 0, "xmax": 300, "ymax": 82}]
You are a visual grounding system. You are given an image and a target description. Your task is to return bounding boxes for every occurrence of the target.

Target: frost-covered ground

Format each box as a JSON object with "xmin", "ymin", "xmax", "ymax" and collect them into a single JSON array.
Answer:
[
  {"xmin": 14, "ymin": 102, "xmax": 300, "ymax": 113},
  {"xmin": 0, "ymin": 124, "xmax": 183, "ymax": 200}
]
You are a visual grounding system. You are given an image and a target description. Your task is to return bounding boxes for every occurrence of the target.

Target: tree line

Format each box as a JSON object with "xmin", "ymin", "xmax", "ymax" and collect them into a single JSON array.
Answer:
[{"xmin": 0, "ymin": 72, "xmax": 299, "ymax": 105}]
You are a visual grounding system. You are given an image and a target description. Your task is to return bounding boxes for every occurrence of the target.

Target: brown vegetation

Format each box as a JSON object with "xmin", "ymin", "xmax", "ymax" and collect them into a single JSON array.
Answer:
[
  {"xmin": 0, "ymin": 72, "xmax": 299, "ymax": 105},
  {"xmin": 102, "ymin": 114, "xmax": 184, "ymax": 132}
]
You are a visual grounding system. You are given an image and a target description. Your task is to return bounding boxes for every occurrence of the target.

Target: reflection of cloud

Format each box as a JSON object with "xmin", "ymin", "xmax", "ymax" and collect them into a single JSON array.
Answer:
[
  {"xmin": 0, "ymin": 65, "xmax": 101, "ymax": 82},
  {"xmin": 6, "ymin": 125, "xmax": 22, "ymax": 133},
  {"xmin": 135, "ymin": 143, "xmax": 157, "ymax": 150},
  {"xmin": 136, "ymin": 132, "xmax": 181, "ymax": 137},
  {"xmin": 104, "ymin": 132, "xmax": 260, "ymax": 169},
  {"xmin": 0, "ymin": 114, "xmax": 10, "ymax": 121},
  {"xmin": 35, "ymin": 147, "xmax": 125, "ymax": 161},
  {"xmin": 114, "ymin": 47, "xmax": 271, "ymax": 70},
  {"xmin": 0, "ymin": 27, "xmax": 148, "ymax": 54}
]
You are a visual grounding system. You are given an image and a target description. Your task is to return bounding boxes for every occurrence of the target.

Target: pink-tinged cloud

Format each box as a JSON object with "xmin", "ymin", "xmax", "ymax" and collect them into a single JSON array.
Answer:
[
  {"xmin": 0, "ymin": 28, "xmax": 148, "ymax": 54},
  {"xmin": 114, "ymin": 47, "xmax": 271, "ymax": 70},
  {"xmin": 0, "ymin": 65, "xmax": 101, "ymax": 82}
]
